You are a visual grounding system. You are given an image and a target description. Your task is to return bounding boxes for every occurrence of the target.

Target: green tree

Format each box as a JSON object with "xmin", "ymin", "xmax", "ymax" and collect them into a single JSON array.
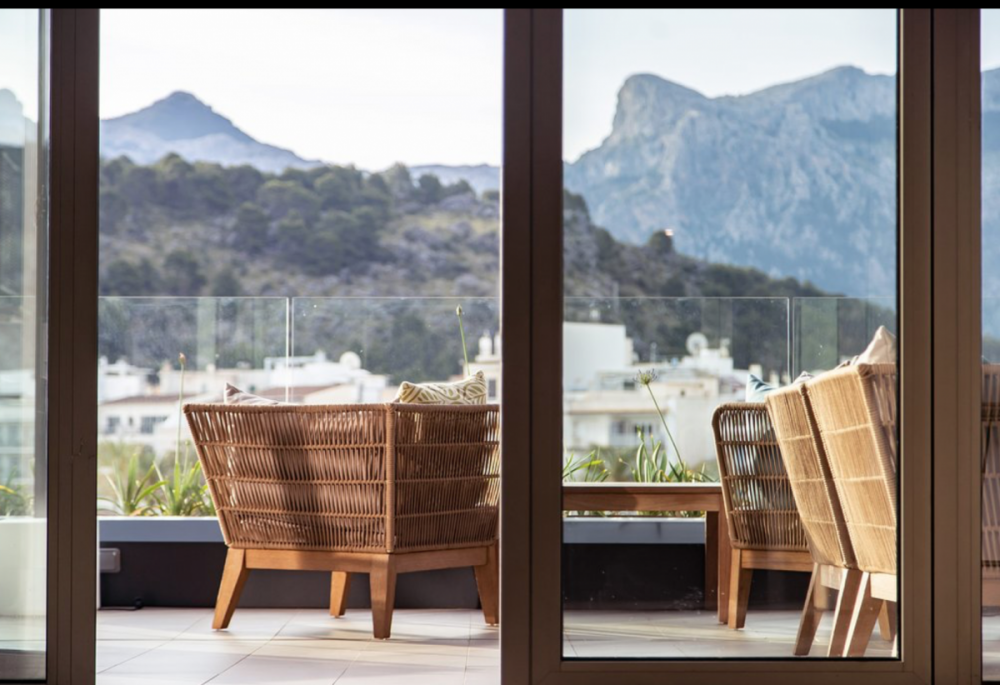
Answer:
[
  {"xmin": 226, "ymin": 165, "xmax": 266, "ymax": 204},
  {"xmin": 99, "ymin": 188, "xmax": 129, "ymax": 234},
  {"xmin": 256, "ymin": 179, "xmax": 321, "ymax": 222},
  {"xmin": 315, "ymin": 167, "xmax": 362, "ymax": 210},
  {"xmin": 383, "ymin": 163, "xmax": 413, "ymax": 199},
  {"xmin": 416, "ymin": 174, "xmax": 444, "ymax": 204},
  {"xmin": 234, "ymin": 202, "xmax": 271, "ymax": 255},
  {"xmin": 101, "ymin": 258, "xmax": 162, "ymax": 296},
  {"xmin": 210, "ymin": 267, "xmax": 243, "ymax": 297},
  {"xmin": 162, "ymin": 249, "xmax": 207, "ymax": 296}
]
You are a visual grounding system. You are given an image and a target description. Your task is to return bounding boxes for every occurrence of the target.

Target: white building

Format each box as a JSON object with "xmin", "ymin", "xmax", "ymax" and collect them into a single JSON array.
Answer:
[
  {"xmin": 98, "ymin": 350, "xmax": 389, "ymax": 460},
  {"xmin": 562, "ymin": 322, "xmax": 748, "ymax": 469},
  {"xmin": 0, "ymin": 370, "xmax": 34, "ymax": 484}
]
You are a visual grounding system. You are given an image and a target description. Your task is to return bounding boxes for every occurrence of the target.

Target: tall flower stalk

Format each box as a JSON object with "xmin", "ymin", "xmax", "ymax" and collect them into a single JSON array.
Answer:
[
  {"xmin": 635, "ymin": 369, "xmax": 682, "ymax": 466},
  {"xmin": 176, "ymin": 352, "xmax": 187, "ymax": 464},
  {"xmin": 456, "ymin": 305, "xmax": 470, "ymax": 377}
]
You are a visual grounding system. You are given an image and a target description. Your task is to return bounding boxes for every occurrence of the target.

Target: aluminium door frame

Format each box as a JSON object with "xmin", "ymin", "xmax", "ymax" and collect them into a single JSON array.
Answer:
[
  {"xmin": 500, "ymin": 8, "xmax": 955, "ymax": 684},
  {"xmin": 930, "ymin": 9, "xmax": 982, "ymax": 685},
  {"xmin": 46, "ymin": 8, "xmax": 100, "ymax": 685},
  {"xmin": 36, "ymin": 7, "xmax": 987, "ymax": 685}
]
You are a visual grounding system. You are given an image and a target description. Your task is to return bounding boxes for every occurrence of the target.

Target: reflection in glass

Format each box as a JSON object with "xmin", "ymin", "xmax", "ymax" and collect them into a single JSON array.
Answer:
[{"xmin": 0, "ymin": 8, "xmax": 47, "ymax": 682}]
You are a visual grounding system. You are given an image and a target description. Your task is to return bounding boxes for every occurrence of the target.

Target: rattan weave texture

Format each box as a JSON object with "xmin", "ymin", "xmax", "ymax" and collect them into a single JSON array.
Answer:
[
  {"xmin": 712, "ymin": 403, "xmax": 809, "ymax": 553},
  {"xmin": 184, "ymin": 403, "xmax": 500, "ymax": 554},
  {"xmin": 802, "ymin": 363, "xmax": 897, "ymax": 576},
  {"xmin": 766, "ymin": 384, "xmax": 856, "ymax": 569}
]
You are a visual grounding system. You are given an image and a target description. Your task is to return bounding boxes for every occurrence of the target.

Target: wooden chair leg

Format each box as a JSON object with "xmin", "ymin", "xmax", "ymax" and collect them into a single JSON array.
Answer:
[
  {"xmin": 828, "ymin": 568, "xmax": 863, "ymax": 657},
  {"xmin": 717, "ymin": 513, "xmax": 731, "ymax": 625},
  {"xmin": 330, "ymin": 572, "xmax": 351, "ymax": 617},
  {"xmin": 794, "ymin": 564, "xmax": 823, "ymax": 656},
  {"xmin": 213, "ymin": 548, "xmax": 249, "ymax": 630},
  {"xmin": 728, "ymin": 549, "xmax": 753, "ymax": 630},
  {"xmin": 474, "ymin": 543, "xmax": 499, "ymax": 626},
  {"xmin": 370, "ymin": 556, "xmax": 397, "ymax": 639},
  {"xmin": 877, "ymin": 600, "xmax": 897, "ymax": 641},
  {"xmin": 845, "ymin": 572, "xmax": 882, "ymax": 657}
]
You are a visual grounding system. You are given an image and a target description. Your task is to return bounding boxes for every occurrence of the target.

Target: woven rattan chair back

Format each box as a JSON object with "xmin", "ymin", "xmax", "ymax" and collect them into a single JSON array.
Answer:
[
  {"xmin": 766, "ymin": 385, "xmax": 856, "ymax": 569},
  {"xmin": 802, "ymin": 363, "xmax": 897, "ymax": 576},
  {"xmin": 712, "ymin": 403, "xmax": 809, "ymax": 552},
  {"xmin": 185, "ymin": 402, "xmax": 500, "ymax": 554},
  {"xmin": 983, "ymin": 364, "xmax": 1000, "ymax": 583}
]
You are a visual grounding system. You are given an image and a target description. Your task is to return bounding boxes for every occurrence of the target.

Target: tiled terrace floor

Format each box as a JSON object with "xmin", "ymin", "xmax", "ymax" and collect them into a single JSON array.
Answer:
[{"xmin": 4, "ymin": 608, "xmax": 1000, "ymax": 682}]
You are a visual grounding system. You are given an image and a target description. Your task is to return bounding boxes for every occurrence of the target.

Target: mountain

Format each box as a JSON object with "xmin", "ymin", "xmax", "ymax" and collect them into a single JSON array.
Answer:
[
  {"xmin": 101, "ymin": 92, "xmax": 321, "ymax": 173},
  {"xmin": 564, "ymin": 67, "xmax": 899, "ymax": 297},
  {"xmin": 409, "ymin": 164, "xmax": 499, "ymax": 195}
]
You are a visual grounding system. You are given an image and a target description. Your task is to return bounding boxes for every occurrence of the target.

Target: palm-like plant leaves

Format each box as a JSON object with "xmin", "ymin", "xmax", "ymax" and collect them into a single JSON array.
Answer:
[{"xmin": 99, "ymin": 454, "xmax": 164, "ymax": 516}]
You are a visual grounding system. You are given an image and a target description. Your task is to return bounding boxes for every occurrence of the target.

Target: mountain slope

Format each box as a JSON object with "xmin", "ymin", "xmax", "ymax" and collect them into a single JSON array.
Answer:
[
  {"xmin": 564, "ymin": 66, "xmax": 898, "ymax": 297},
  {"xmin": 101, "ymin": 92, "xmax": 321, "ymax": 173}
]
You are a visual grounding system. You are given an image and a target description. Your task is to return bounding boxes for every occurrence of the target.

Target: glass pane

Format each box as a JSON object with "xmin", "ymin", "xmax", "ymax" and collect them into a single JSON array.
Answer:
[
  {"xmin": 984, "ymin": 9, "xmax": 1000, "ymax": 679},
  {"xmin": 562, "ymin": 9, "xmax": 899, "ymax": 659},
  {"xmin": 0, "ymin": 8, "xmax": 47, "ymax": 682},
  {"xmin": 97, "ymin": 9, "xmax": 502, "ymax": 683}
]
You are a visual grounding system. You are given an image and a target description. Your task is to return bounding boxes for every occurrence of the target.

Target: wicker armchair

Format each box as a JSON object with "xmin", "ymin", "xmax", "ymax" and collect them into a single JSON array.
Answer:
[
  {"xmin": 802, "ymin": 363, "xmax": 897, "ymax": 657},
  {"xmin": 767, "ymin": 383, "xmax": 894, "ymax": 656},
  {"xmin": 184, "ymin": 402, "xmax": 500, "ymax": 639},
  {"xmin": 712, "ymin": 403, "xmax": 812, "ymax": 629}
]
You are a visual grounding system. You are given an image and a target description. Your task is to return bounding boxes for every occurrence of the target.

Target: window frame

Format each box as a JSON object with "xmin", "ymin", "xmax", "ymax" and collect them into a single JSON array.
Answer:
[{"xmin": 499, "ymin": 8, "xmax": 954, "ymax": 684}]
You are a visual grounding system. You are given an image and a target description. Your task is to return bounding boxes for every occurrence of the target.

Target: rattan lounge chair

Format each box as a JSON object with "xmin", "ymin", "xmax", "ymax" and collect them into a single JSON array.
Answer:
[
  {"xmin": 184, "ymin": 402, "xmax": 500, "ymax": 639},
  {"xmin": 802, "ymin": 363, "xmax": 897, "ymax": 657},
  {"xmin": 767, "ymin": 383, "xmax": 894, "ymax": 656},
  {"xmin": 712, "ymin": 403, "xmax": 812, "ymax": 629}
]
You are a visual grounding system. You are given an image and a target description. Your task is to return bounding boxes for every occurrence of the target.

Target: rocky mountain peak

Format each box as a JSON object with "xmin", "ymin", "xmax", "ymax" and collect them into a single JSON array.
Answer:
[{"xmin": 104, "ymin": 91, "xmax": 253, "ymax": 144}]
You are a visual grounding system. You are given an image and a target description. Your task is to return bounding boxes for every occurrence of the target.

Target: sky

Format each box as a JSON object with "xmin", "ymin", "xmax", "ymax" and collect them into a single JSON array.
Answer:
[{"xmin": 3, "ymin": 11, "xmax": 1000, "ymax": 167}]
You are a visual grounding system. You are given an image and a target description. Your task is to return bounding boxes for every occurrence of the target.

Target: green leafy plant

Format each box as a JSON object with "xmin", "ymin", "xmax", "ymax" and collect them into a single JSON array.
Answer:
[
  {"xmin": 621, "ymin": 369, "xmax": 714, "ymax": 516},
  {"xmin": 154, "ymin": 350, "xmax": 213, "ymax": 516},
  {"xmin": 562, "ymin": 449, "xmax": 609, "ymax": 483},
  {"xmin": 562, "ymin": 448, "xmax": 609, "ymax": 518},
  {"xmin": 154, "ymin": 456, "xmax": 210, "ymax": 517},
  {"xmin": 99, "ymin": 453, "xmax": 164, "ymax": 516},
  {"xmin": 0, "ymin": 472, "xmax": 32, "ymax": 517},
  {"xmin": 620, "ymin": 427, "xmax": 711, "ymax": 517}
]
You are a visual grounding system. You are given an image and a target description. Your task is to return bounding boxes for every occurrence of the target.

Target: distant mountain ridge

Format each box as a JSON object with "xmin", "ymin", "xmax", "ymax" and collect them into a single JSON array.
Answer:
[
  {"xmin": 98, "ymin": 68, "xmax": 1000, "ymax": 298},
  {"xmin": 564, "ymin": 66, "xmax": 901, "ymax": 297},
  {"xmin": 101, "ymin": 92, "xmax": 322, "ymax": 173}
]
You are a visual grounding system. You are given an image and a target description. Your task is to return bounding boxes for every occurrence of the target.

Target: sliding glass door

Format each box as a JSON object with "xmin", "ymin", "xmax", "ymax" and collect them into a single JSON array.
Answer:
[{"xmin": 502, "ymin": 8, "xmax": 937, "ymax": 683}]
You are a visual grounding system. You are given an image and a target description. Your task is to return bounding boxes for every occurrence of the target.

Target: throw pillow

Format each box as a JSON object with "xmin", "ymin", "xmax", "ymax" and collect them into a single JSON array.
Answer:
[
  {"xmin": 394, "ymin": 370, "xmax": 487, "ymax": 405},
  {"xmin": 223, "ymin": 383, "xmax": 288, "ymax": 406},
  {"xmin": 854, "ymin": 325, "xmax": 897, "ymax": 365},
  {"xmin": 745, "ymin": 372, "xmax": 813, "ymax": 403}
]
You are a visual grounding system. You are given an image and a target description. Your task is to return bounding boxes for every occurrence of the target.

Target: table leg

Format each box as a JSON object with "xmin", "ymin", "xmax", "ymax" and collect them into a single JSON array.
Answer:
[
  {"xmin": 704, "ymin": 512, "xmax": 719, "ymax": 611},
  {"xmin": 717, "ymin": 511, "xmax": 731, "ymax": 624}
]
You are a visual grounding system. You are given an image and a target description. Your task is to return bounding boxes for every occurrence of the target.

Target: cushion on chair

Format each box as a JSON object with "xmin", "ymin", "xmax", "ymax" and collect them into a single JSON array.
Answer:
[
  {"xmin": 745, "ymin": 372, "xmax": 813, "ymax": 403},
  {"xmin": 393, "ymin": 370, "xmax": 487, "ymax": 405},
  {"xmin": 853, "ymin": 326, "xmax": 897, "ymax": 365},
  {"xmin": 223, "ymin": 383, "xmax": 290, "ymax": 406}
]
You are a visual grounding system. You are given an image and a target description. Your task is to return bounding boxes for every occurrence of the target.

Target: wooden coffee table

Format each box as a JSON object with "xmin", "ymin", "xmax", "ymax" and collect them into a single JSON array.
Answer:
[{"xmin": 562, "ymin": 482, "xmax": 732, "ymax": 623}]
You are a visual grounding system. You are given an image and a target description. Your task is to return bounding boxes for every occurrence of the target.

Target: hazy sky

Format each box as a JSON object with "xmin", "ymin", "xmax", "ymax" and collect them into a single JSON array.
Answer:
[{"xmin": 0, "ymin": 10, "xmax": 996, "ymax": 168}]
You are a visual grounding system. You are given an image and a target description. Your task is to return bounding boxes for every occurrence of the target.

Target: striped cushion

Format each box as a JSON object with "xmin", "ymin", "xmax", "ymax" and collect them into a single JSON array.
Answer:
[{"xmin": 393, "ymin": 371, "xmax": 487, "ymax": 405}]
